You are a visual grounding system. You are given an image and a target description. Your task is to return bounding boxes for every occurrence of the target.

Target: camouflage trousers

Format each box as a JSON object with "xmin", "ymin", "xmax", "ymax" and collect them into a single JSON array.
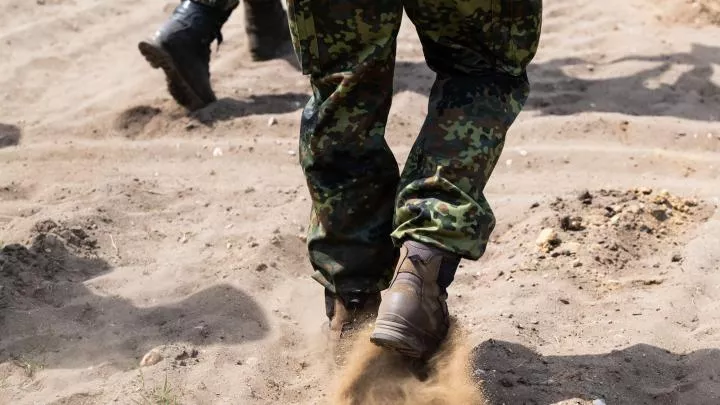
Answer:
[{"xmin": 288, "ymin": 0, "xmax": 542, "ymax": 296}]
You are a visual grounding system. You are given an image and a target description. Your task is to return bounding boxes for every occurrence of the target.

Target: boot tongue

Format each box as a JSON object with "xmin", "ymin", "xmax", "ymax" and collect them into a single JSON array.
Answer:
[{"xmin": 404, "ymin": 241, "xmax": 460, "ymax": 290}]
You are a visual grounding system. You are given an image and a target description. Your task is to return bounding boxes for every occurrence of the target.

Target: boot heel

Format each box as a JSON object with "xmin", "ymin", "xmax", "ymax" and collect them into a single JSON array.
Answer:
[{"xmin": 370, "ymin": 319, "xmax": 424, "ymax": 358}]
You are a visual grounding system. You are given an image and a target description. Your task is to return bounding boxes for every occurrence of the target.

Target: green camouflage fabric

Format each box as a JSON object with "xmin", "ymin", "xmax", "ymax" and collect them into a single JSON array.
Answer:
[{"xmin": 287, "ymin": 0, "xmax": 542, "ymax": 296}]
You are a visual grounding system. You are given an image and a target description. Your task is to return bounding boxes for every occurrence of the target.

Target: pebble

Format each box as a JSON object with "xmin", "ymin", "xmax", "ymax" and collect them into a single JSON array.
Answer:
[
  {"xmin": 140, "ymin": 349, "xmax": 163, "ymax": 367},
  {"xmin": 268, "ymin": 117, "xmax": 278, "ymax": 126},
  {"xmin": 212, "ymin": 147, "xmax": 223, "ymax": 157},
  {"xmin": 578, "ymin": 190, "xmax": 593, "ymax": 204},
  {"xmin": 651, "ymin": 209, "xmax": 668, "ymax": 221},
  {"xmin": 536, "ymin": 228, "xmax": 559, "ymax": 250}
]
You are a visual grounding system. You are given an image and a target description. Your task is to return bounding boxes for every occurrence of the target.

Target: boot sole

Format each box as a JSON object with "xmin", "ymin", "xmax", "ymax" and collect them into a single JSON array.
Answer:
[
  {"xmin": 138, "ymin": 41, "xmax": 211, "ymax": 111},
  {"xmin": 370, "ymin": 319, "xmax": 433, "ymax": 359}
]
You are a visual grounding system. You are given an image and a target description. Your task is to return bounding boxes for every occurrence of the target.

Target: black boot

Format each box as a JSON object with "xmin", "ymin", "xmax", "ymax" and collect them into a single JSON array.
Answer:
[
  {"xmin": 243, "ymin": 0, "xmax": 294, "ymax": 62},
  {"xmin": 138, "ymin": 0, "xmax": 236, "ymax": 111}
]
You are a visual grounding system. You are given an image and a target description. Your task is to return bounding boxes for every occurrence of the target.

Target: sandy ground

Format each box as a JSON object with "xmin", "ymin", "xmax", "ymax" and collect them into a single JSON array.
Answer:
[{"xmin": 1, "ymin": 0, "xmax": 720, "ymax": 404}]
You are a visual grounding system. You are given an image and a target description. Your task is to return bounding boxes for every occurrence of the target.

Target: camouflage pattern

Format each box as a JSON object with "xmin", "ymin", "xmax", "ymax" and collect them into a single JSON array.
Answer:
[{"xmin": 286, "ymin": 0, "xmax": 542, "ymax": 296}]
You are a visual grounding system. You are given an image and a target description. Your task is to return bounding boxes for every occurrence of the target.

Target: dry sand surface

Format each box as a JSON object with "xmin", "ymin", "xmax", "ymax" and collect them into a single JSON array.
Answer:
[{"xmin": 2, "ymin": 0, "xmax": 720, "ymax": 404}]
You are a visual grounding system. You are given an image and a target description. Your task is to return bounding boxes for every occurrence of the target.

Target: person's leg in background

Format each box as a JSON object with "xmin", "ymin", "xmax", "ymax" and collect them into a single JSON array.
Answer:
[
  {"xmin": 285, "ymin": 0, "xmax": 403, "ymax": 338},
  {"xmin": 139, "ymin": 0, "xmax": 292, "ymax": 111},
  {"xmin": 243, "ymin": 0, "xmax": 293, "ymax": 61},
  {"xmin": 371, "ymin": 0, "xmax": 543, "ymax": 358}
]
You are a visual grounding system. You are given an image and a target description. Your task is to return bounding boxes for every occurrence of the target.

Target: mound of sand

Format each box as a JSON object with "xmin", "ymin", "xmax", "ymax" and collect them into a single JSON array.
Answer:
[
  {"xmin": 1, "ymin": 219, "xmax": 108, "ymax": 310},
  {"xmin": 655, "ymin": 0, "xmax": 720, "ymax": 25},
  {"xmin": 524, "ymin": 188, "xmax": 712, "ymax": 278}
]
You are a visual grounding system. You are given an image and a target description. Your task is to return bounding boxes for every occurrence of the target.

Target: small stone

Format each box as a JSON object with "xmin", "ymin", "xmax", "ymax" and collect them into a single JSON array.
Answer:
[
  {"xmin": 604, "ymin": 206, "xmax": 617, "ymax": 217},
  {"xmin": 212, "ymin": 147, "xmax": 223, "ymax": 157},
  {"xmin": 651, "ymin": 209, "xmax": 668, "ymax": 221},
  {"xmin": 287, "ymin": 150, "xmax": 297, "ymax": 156},
  {"xmin": 175, "ymin": 351, "xmax": 190, "ymax": 361},
  {"xmin": 536, "ymin": 228, "xmax": 560, "ymax": 252},
  {"xmin": 505, "ymin": 159, "xmax": 513, "ymax": 167},
  {"xmin": 572, "ymin": 260, "xmax": 583, "ymax": 268},
  {"xmin": 140, "ymin": 349, "xmax": 163, "ymax": 367},
  {"xmin": 627, "ymin": 204, "xmax": 643, "ymax": 214},
  {"xmin": 70, "ymin": 227, "xmax": 88, "ymax": 240},
  {"xmin": 639, "ymin": 187, "xmax": 653, "ymax": 195},
  {"xmin": 684, "ymin": 198, "xmax": 698, "ymax": 207},
  {"xmin": 268, "ymin": 117, "xmax": 278, "ymax": 126},
  {"xmin": 559, "ymin": 298, "xmax": 570, "ymax": 304},
  {"xmin": 578, "ymin": 190, "xmax": 593, "ymax": 204},
  {"xmin": 671, "ymin": 254, "xmax": 682, "ymax": 263},
  {"xmin": 560, "ymin": 216, "xmax": 584, "ymax": 231},
  {"xmin": 255, "ymin": 263, "xmax": 268, "ymax": 272}
]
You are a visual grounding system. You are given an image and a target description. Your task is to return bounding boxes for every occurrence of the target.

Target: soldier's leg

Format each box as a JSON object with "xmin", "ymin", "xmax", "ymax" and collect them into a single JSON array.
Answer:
[
  {"xmin": 139, "ymin": 0, "xmax": 239, "ymax": 110},
  {"xmin": 243, "ymin": 0, "xmax": 293, "ymax": 61},
  {"xmin": 286, "ymin": 0, "xmax": 403, "ymax": 327},
  {"xmin": 396, "ymin": 0, "xmax": 542, "ymax": 268},
  {"xmin": 371, "ymin": 0, "xmax": 542, "ymax": 357}
]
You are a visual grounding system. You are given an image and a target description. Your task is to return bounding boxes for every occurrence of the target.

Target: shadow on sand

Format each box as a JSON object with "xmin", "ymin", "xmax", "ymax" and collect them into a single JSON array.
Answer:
[
  {"xmin": 0, "ymin": 227, "xmax": 268, "ymax": 370},
  {"xmin": 473, "ymin": 339, "xmax": 720, "ymax": 405}
]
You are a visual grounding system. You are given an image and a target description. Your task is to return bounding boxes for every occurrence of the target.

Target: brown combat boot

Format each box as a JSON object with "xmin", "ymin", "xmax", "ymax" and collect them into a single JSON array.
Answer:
[{"xmin": 370, "ymin": 241, "xmax": 460, "ymax": 359}]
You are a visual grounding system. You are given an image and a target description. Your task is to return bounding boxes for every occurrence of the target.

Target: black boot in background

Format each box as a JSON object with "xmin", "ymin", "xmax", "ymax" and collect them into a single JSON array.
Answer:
[
  {"xmin": 138, "ymin": 0, "xmax": 237, "ymax": 111},
  {"xmin": 243, "ymin": 0, "xmax": 294, "ymax": 62}
]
